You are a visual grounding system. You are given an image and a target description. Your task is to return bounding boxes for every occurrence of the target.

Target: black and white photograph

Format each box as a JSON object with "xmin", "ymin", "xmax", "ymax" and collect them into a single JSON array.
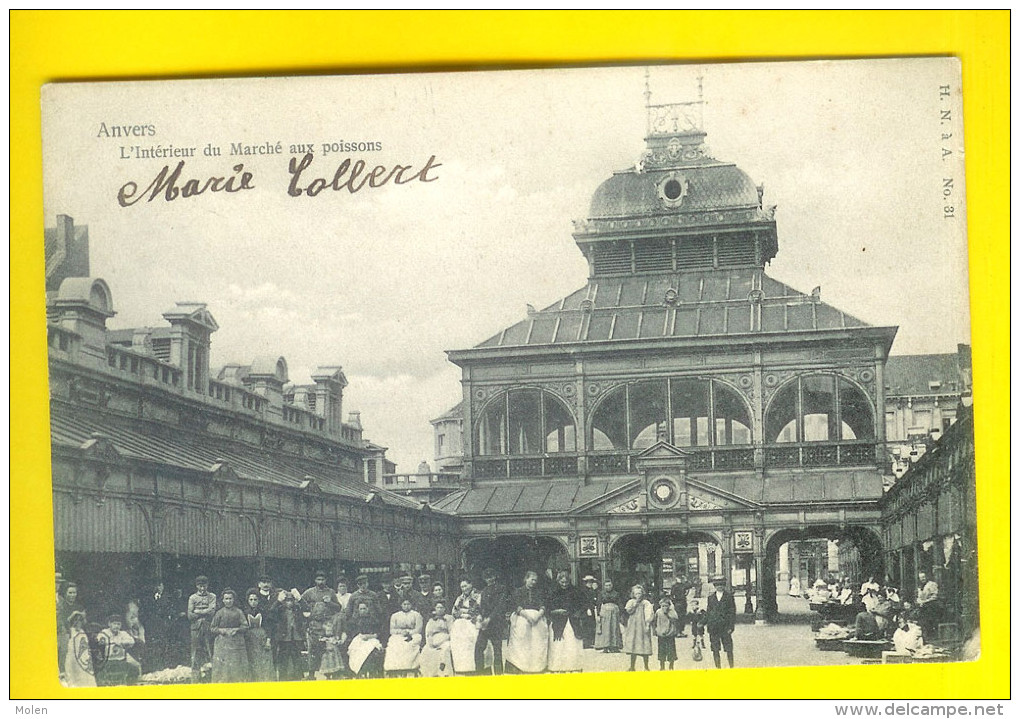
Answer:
[{"xmin": 41, "ymin": 59, "xmax": 978, "ymax": 689}]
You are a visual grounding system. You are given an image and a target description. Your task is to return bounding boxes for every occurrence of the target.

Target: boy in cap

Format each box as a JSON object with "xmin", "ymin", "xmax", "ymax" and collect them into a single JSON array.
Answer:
[
  {"xmin": 187, "ymin": 575, "xmax": 217, "ymax": 683},
  {"xmin": 97, "ymin": 614, "xmax": 141, "ymax": 686}
]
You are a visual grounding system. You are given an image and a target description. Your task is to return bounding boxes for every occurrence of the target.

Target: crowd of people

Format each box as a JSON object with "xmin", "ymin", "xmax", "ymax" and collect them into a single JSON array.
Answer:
[
  {"xmin": 806, "ymin": 571, "xmax": 946, "ymax": 652},
  {"xmin": 56, "ymin": 567, "xmax": 740, "ymax": 687}
]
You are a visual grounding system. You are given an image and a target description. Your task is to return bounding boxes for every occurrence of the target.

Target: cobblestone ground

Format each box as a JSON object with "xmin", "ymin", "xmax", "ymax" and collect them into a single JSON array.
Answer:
[{"xmin": 580, "ymin": 595, "xmax": 861, "ymax": 674}]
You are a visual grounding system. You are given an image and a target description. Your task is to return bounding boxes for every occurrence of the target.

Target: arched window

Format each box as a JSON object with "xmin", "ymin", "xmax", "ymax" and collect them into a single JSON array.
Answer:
[
  {"xmin": 630, "ymin": 381, "xmax": 668, "ymax": 450},
  {"xmin": 764, "ymin": 375, "xmax": 875, "ymax": 444},
  {"xmin": 475, "ymin": 389, "xmax": 576, "ymax": 456},
  {"xmin": 590, "ymin": 378, "xmax": 754, "ymax": 451}
]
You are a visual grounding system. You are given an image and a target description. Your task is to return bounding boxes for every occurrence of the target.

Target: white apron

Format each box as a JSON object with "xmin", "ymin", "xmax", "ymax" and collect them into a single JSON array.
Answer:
[
  {"xmin": 505, "ymin": 609, "xmax": 549, "ymax": 673},
  {"xmin": 383, "ymin": 634, "xmax": 422, "ymax": 672},
  {"xmin": 547, "ymin": 619, "xmax": 583, "ymax": 672},
  {"xmin": 449, "ymin": 618, "xmax": 478, "ymax": 673},
  {"xmin": 347, "ymin": 634, "xmax": 383, "ymax": 675}
]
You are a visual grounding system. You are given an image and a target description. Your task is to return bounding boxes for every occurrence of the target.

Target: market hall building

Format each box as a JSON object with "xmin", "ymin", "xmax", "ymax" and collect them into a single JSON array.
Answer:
[
  {"xmin": 45, "ymin": 229, "xmax": 461, "ymax": 614},
  {"xmin": 436, "ymin": 99, "xmax": 897, "ymax": 619}
]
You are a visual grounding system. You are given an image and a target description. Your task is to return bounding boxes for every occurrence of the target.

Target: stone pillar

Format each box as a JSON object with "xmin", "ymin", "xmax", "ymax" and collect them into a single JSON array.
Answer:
[
  {"xmin": 720, "ymin": 530, "xmax": 732, "ymax": 588},
  {"xmin": 698, "ymin": 543, "xmax": 710, "ymax": 584},
  {"xmin": 752, "ymin": 350, "xmax": 765, "ymax": 471},
  {"xmin": 575, "ymin": 360, "xmax": 588, "ymax": 482},
  {"xmin": 753, "ymin": 554, "xmax": 766, "ymax": 623},
  {"xmin": 779, "ymin": 541, "xmax": 791, "ymax": 594},
  {"xmin": 875, "ymin": 352, "xmax": 887, "ymax": 465},
  {"xmin": 461, "ymin": 369, "xmax": 475, "ymax": 485}
]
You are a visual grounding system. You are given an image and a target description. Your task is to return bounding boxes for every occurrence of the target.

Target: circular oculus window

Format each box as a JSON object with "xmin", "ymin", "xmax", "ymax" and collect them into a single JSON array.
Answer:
[
  {"xmin": 649, "ymin": 477, "xmax": 680, "ymax": 508},
  {"xmin": 656, "ymin": 173, "xmax": 688, "ymax": 209}
]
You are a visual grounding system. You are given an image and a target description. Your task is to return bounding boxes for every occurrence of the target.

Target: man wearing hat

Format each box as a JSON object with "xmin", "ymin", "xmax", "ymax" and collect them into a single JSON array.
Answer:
[
  {"xmin": 474, "ymin": 567, "xmax": 509, "ymax": 674},
  {"xmin": 579, "ymin": 575, "xmax": 599, "ymax": 648},
  {"xmin": 417, "ymin": 573, "xmax": 433, "ymax": 604},
  {"xmin": 345, "ymin": 573, "xmax": 380, "ymax": 623},
  {"xmin": 300, "ymin": 570, "xmax": 340, "ymax": 679},
  {"xmin": 187, "ymin": 576, "xmax": 217, "ymax": 683},
  {"xmin": 705, "ymin": 575, "xmax": 736, "ymax": 669}
]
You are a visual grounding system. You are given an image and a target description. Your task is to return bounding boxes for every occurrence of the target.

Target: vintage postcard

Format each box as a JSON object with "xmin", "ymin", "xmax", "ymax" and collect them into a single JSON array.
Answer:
[{"xmin": 42, "ymin": 59, "xmax": 975, "ymax": 691}]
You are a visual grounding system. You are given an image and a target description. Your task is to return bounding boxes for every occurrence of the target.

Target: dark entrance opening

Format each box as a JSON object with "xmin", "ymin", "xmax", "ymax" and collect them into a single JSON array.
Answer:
[
  {"xmin": 463, "ymin": 536, "xmax": 567, "ymax": 591},
  {"xmin": 610, "ymin": 531, "xmax": 720, "ymax": 599}
]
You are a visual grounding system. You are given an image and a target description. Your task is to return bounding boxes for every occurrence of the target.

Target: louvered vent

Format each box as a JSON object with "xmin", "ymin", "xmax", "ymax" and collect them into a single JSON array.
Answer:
[
  {"xmin": 592, "ymin": 243, "xmax": 631, "ymax": 275},
  {"xmin": 152, "ymin": 338, "xmax": 171, "ymax": 363},
  {"xmin": 717, "ymin": 235, "xmax": 756, "ymax": 267},
  {"xmin": 676, "ymin": 236, "xmax": 714, "ymax": 270},
  {"xmin": 633, "ymin": 239, "xmax": 672, "ymax": 273}
]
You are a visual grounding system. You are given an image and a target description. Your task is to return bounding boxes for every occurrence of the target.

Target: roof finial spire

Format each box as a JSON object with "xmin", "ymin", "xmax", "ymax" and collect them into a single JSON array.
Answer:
[
  {"xmin": 697, "ymin": 74, "xmax": 704, "ymax": 129},
  {"xmin": 644, "ymin": 68, "xmax": 653, "ymax": 135}
]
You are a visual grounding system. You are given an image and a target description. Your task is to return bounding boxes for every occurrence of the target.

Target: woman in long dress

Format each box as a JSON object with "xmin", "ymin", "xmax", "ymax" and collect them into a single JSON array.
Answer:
[
  {"xmin": 62, "ymin": 610, "xmax": 96, "ymax": 688},
  {"xmin": 546, "ymin": 570, "xmax": 584, "ymax": 672},
  {"xmin": 210, "ymin": 589, "xmax": 250, "ymax": 684},
  {"xmin": 56, "ymin": 582, "xmax": 82, "ymax": 679},
  {"xmin": 383, "ymin": 598, "xmax": 423, "ymax": 677},
  {"xmin": 346, "ymin": 601, "xmax": 384, "ymax": 679},
  {"xmin": 419, "ymin": 601, "xmax": 455, "ymax": 678},
  {"xmin": 622, "ymin": 584, "xmax": 654, "ymax": 671},
  {"xmin": 449, "ymin": 578, "xmax": 481, "ymax": 674},
  {"xmin": 243, "ymin": 589, "xmax": 276, "ymax": 683},
  {"xmin": 594, "ymin": 578, "xmax": 623, "ymax": 653},
  {"xmin": 504, "ymin": 570, "xmax": 549, "ymax": 674}
]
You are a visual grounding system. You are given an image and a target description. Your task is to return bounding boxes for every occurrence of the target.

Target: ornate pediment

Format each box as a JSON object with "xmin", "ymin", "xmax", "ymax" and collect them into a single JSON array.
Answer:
[
  {"xmin": 163, "ymin": 302, "xmax": 219, "ymax": 332},
  {"xmin": 572, "ymin": 476, "xmax": 761, "ymax": 517},
  {"xmin": 636, "ymin": 441, "xmax": 691, "ymax": 460}
]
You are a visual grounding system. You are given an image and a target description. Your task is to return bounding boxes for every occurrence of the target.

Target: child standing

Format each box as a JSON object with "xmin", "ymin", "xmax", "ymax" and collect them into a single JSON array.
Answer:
[
  {"xmin": 689, "ymin": 604, "xmax": 707, "ymax": 662},
  {"xmin": 622, "ymin": 584, "xmax": 654, "ymax": 671},
  {"xmin": 654, "ymin": 596, "xmax": 679, "ymax": 670}
]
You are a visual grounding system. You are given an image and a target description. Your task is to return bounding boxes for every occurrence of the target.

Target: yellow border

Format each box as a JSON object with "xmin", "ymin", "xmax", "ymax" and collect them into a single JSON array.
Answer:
[{"xmin": 11, "ymin": 10, "xmax": 1009, "ymax": 699}]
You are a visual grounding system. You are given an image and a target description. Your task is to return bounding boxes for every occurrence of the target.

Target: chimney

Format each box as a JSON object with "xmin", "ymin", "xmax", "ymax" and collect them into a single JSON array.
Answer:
[
  {"xmin": 162, "ymin": 302, "xmax": 218, "ymax": 394},
  {"xmin": 311, "ymin": 366, "xmax": 347, "ymax": 435}
]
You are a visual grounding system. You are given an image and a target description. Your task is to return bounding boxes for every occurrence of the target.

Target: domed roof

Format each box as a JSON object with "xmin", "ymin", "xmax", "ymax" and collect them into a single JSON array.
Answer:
[{"xmin": 588, "ymin": 163, "xmax": 760, "ymax": 220}]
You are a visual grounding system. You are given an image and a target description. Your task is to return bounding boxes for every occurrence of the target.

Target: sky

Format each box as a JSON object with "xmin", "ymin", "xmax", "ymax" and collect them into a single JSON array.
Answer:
[{"xmin": 41, "ymin": 59, "xmax": 971, "ymax": 472}]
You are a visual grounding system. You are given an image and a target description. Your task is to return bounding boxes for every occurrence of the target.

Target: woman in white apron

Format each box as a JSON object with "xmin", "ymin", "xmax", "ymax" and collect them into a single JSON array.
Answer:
[
  {"xmin": 505, "ymin": 570, "xmax": 549, "ymax": 674},
  {"xmin": 346, "ymin": 601, "xmax": 384, "ymax": 678},
  {"xmin": 546, "ymin": 570, "xmax": 584, "ymax": 672},
  {"xmin": 449, "ymin": 578, "xmax": 481, "ymax": 674}
]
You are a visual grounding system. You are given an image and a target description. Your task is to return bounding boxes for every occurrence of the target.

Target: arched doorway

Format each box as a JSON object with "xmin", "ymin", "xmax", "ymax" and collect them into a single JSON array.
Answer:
[
  {"xmin": 462, "ymin": 536, "xmax": 568, "ymax": 590},
  {"xmin": 609, "ymin": 531, "xmax": 721, "ymax": 599},
  {"xmin": 761, "ymin": 525, "xmax": 883, "ymax": 620}
]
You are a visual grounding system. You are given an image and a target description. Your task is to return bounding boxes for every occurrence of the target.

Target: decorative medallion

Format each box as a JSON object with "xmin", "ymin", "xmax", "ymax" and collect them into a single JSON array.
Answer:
[
  {"xmin": 664, "ymin": 288, "xmax": 679, "ymax": 306},
  {"xmin": 748, "ymin": 289, "xmax": 765, "ymax": 304},
  {"xmin": 578, "ymin": 535, "xmax": 600, "ymax": 557},
  {"xmin": 733, "ymin": 530, "xmax": 754, "ymax": 553},
  {"xmin": 648, "ymin": 476, "xmax": 681, "ymax": 510},
  {"xmin": 738, "ymin": 375, "xmax": 754, "ymax": 389},
  {"xmin": 859, "ymin": 369, "xmax": 875, "ymax": 383},
  {"xmin": 763, "ymin": 373, "xmax": 778, "ymax": 387},
  {"xmin": 579, "ymin": 299, "xmax": 594, "ymax": 313},
  {"xmin": 656, "ymin": 171, "xmax": 689, "ymax": 209}
]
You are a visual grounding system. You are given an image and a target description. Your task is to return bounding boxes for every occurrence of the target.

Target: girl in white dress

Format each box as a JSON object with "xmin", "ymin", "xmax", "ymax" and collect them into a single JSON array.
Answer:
[{"xmin": 383, "ymin": 598, "xmax": 423, "ymax": 676}]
